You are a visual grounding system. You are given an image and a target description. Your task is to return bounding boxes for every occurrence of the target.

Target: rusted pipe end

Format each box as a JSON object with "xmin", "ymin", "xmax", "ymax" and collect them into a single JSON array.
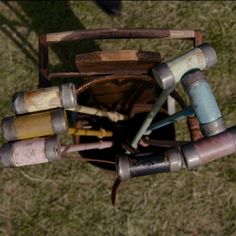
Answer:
[
  {"xmin": 194, "ymin": 30, "xmax": 204, "ymax": 46},
  {"xmin": 187, "ymin": 116, "xmax": 203, "ymax": 141}
]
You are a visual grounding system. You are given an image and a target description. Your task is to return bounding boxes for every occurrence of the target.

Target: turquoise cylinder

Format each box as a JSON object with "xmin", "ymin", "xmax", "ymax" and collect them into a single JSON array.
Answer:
[{"xmin": 181, "ymin": 70, "xmax": 226, "ymax": 136}]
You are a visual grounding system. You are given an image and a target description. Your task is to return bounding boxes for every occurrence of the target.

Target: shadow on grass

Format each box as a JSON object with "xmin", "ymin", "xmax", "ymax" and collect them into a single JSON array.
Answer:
[{"xmin": 1, "ymin": 1, "xmax": 100, "ymax": 72}]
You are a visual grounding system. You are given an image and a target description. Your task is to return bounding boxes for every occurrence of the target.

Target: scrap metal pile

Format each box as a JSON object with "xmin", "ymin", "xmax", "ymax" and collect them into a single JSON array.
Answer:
[{"xmin": 1, "ymin": 29, "xmax": 235, "ymax": 200}]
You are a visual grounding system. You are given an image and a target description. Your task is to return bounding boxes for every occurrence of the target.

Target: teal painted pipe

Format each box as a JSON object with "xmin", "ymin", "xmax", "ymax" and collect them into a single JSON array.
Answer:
[
  {"xmin": 152, "ymin": 43, "xmax": 217, "ymax": 90},
  {"xmin": 146, "ymin": 106, "xmax": 194, "ymax": 134},
  {"xmin": 181, "ymin": 70, "xmax": 226, "ymax": 137}
]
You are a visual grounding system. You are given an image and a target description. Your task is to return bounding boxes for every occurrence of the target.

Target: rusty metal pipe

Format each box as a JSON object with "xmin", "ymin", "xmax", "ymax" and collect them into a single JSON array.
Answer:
[
  {"xmin": 117, "ymin": 148, "xmax": 182, "ymax": 180},
  {"xmin": 38, "ymin": 34, "xmax": 50, "ymax": 87}
]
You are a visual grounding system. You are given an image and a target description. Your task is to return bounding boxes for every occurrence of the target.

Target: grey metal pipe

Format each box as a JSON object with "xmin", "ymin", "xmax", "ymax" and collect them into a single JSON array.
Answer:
[{"xmin": 130, "ymin": 86, "xmax": 175, "ymax": 149}]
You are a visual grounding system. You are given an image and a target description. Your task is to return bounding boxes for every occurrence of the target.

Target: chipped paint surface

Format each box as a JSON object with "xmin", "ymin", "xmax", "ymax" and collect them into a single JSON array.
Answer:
[
  {"xmin": 168, "ymin": 48, "xmax": 207, "ymax": 83},
  {"xmin": 24, "ymin": 86, "xmax": 61, "ymax": 113},
  {"xmin": 12, "ymin": 138, "xmax": 48, "ymax": 167},
  {"xmin": 169, "ymin": 30, "xmax": 195, "ymax": 38}
]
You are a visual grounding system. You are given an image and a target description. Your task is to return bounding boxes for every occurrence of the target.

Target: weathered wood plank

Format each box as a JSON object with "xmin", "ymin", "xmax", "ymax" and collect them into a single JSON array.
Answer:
[{"xmin": 76, "ymin": 50, "xmax": 161, "ymax": 73}]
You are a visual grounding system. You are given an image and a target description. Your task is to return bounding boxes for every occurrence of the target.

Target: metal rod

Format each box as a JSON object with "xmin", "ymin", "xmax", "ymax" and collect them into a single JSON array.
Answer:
[
  {"xmin": 48, "ymin": 71, "xmax": 147, "ymax": 79},
  {"xmin": 146, "ymin": 106, "xmax": 194, "ymax": 134},
  {"xmin": 130, "ymin": 86, "xmax": 175, "ymax": 149},
  {"xmin": 68, "ymin": 128, "xmax": 113, "ymax": 138},
  {"xmin": 67, "ymin": 105, "xmax": 128, "ymax": 122},
  {"xmin": 141, "ymin": 137, "xmax": 189, "ymax": 147},
  {"xmin": 61, "ymin": 141, "xmax": 113, "ymax": 153}
]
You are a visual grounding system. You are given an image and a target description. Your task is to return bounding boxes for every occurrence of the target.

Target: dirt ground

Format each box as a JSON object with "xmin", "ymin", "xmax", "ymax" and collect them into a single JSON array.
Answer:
[{"xmin": 0, "ymin": 1, "xmax": 236, "ymax": 235}]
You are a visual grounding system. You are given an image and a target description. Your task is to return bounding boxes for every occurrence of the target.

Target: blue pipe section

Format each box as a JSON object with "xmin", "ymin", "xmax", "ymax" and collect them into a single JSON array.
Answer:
[
  {"xmin": 181, "ymin": 74, "xmax": 222, "ymax": 124},
  {"xmin": 147, "ymin": 106, "xmax": 194, "ymax": 133}
]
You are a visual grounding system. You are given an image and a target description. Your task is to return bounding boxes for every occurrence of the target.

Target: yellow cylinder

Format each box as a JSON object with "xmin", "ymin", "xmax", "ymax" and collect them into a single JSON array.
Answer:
[{"xmin": 2, "ymin": 109, "xmax": 68, "ymax": 141}]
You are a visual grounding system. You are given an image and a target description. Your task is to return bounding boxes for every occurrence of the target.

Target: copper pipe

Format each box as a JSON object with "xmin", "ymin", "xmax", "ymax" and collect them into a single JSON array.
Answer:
[
  {"xmin": 187, "ymin": 116, "xmax": 203, "ymax": 141},
  {"xmin": 141, "ymin": 137, "xmax": 189, "ymax": 147},
  {"xmin": 76, "ymin": 74, "xmax": 154, "ymax": 95},
  {"xmin": 38, "ymin": 34, "xmax": 50, "ymax": 88},
  {"xmin": 194, "ymin": 30, "xmax": 204, "ymax": 46},
  {"xmin": 122, "ymin": 143, "xmax": 139, "ymax": 154},
  {"xmin": 48, "ymin": 71, "xmax": 147, "ymax": 80}
]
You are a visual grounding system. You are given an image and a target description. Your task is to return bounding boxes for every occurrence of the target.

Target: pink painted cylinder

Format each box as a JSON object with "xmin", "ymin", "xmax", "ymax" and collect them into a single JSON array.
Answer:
[
  {"xmin": 61, "ymin": 141, "xmax": 113, "ymax": 153},
  {"xmin": 182, "ymin": 126, "xmax": 236, "ymax": 169},
  {"xmin": 0, "ymin": 136, "xmax": 61, "ymax": 167}
]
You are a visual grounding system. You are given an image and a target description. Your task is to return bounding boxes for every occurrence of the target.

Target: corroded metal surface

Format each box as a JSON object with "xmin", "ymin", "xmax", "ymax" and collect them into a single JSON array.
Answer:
[
  {"xmin": 117, "ymin": 147, "xmax": 182, "ymax": 180},
  {"xmin": 12, "ymin": 83, "xmax": 77, "ymax": 114}
]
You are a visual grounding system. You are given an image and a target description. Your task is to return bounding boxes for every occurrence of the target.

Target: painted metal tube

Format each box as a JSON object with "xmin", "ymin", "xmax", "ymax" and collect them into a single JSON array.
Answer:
[
  {"xmin": 0, "ymin": 136, "xmax": 61, "ymax": 167},
  {"xmin": 181, "ymin": 70, "xmax": 226, "ymax": 137},
  {"xmin": 131, "ymin": 86, "xmax": 175, "ymax": 149},
  {"xmin": 12, "ymin": 83, "xmax": 77, "ymax": 114},
  {"xmin": 146, "ymin": 106, "xmax": 194, "ymax": 134},
  {"xmin": 182, "ymin": 126, "xmax": 236, "ymax": 169},
  {"xmin": 68, "ymin": 128, "xmax": 113, "ymax": 138},
  {"xmin": 61, "ymin": 141, "xmax": 113, "ymax": 153},
  {"xmin": 68, "ymin": 105, "xmax": 127, "ymax": 122},
  {"xmin": 2, "ymin": 108, "xmax": 68, "ymax": 141},
  {"xmin": 152, "ymin": 43, "xmax": 217, "ymax": 89},
  {"xmin": 117, "ymin": 147, "xmax": 183, "ymax": 180}
]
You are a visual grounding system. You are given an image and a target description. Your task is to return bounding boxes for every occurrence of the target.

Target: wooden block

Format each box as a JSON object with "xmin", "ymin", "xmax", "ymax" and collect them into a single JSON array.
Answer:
[{"xmin": 75, "ymin": 50, "xmax": 161, "ymax": 73}]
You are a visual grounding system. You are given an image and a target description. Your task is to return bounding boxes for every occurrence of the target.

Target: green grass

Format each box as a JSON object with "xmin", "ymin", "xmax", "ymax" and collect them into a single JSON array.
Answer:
[{"xmin": 1, "ymin": 1, "xmax": 236, "ymax": 235}]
